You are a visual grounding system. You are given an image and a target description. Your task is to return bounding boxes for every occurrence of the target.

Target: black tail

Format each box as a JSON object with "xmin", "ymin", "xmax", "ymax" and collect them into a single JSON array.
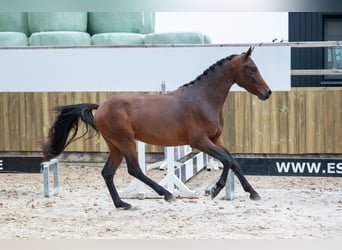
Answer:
[{"xmin": 42, "ymin": 103, "xmax": 99, "ymax": 160}]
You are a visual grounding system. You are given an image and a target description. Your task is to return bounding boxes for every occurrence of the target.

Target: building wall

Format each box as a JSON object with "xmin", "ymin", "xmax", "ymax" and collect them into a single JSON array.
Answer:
[{"xmin": 289, "ymin": 12, "xmax": 342, "ymax": 87}]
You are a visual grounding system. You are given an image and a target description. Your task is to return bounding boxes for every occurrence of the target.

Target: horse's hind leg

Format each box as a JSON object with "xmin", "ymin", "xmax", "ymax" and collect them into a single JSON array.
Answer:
[
  {"xmin": 123, "ymin": 143, "xmax": 175, "ymax": 202},
  {"xmin": 102, "ymin": 147, "xmax": 132, "ymax": 209}
]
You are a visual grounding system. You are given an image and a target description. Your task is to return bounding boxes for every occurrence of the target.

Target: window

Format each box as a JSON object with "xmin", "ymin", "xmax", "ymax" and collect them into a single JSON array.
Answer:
[{"xmin": 324, "ymin": 17, "xmax": 342, "ymax": 82}]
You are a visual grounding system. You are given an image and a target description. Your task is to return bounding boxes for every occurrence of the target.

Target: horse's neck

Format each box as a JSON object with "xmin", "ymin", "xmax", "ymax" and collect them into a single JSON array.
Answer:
[
  {"xmin": 193, "ymin": 73, "xmax": 233, "ymax": 111},
  {"xmin": 173, "ymin": 78, "xmax": 232, "ymax": 117}
]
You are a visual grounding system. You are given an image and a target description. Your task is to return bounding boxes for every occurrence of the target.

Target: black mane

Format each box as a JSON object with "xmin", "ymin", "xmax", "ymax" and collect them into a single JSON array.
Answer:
[{"xmin": 181, "ymin": 54, "xmax": 238, "ymax": 88}]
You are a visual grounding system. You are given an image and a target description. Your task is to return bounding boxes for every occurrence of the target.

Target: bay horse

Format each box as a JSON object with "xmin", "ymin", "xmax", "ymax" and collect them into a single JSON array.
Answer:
[{"xmin": 42, "ymin": 47, "xmax": 271, "ymax": 209}]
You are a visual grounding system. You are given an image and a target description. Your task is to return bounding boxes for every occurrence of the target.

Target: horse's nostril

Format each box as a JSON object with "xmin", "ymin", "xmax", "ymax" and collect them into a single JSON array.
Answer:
[{"xmin": 268, "ymin": 89, "xmax": 272, "ymax": 95}]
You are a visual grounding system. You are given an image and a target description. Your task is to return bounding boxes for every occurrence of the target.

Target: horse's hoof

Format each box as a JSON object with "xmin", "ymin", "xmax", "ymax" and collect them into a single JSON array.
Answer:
[
  {"xmin": 164, "ymin": 193, "xmax": 176, "ymax": 203},
  {"xmin": 250, "ymin": 193, "xmax": 261, "ymax": 201},
  {"xmin": 117, "ymin": 202, "xmax": 132, "ymax": 210},
  {"xmin": 210, "ymin": 188, "xmax": 218, "ymax": 200}
]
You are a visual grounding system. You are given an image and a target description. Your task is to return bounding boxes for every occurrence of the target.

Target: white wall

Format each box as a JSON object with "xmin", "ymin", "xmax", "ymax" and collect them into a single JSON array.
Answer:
[{"xmin": 0, "ymin": 46, "xmax": 290, "ymax": 92}]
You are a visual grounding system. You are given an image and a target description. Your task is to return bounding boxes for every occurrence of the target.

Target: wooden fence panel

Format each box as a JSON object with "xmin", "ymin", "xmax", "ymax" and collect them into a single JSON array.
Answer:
[
  {"xmin": 0, "ymin": 88, "xmax": 341, "ymax": 154},
  {"xmin": 220, "ymin": 88, "xmax": 342, "ymax": 154}
]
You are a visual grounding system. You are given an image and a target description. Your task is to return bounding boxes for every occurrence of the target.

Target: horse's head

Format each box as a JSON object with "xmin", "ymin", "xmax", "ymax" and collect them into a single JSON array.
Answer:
[{"xmin": 232, "ymin": 47, "xmax": 272, "ymax": 100}]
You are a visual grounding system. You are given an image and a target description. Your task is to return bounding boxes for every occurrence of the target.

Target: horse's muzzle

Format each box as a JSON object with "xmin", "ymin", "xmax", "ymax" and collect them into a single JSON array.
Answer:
[{"xmin": 259, "ymin": 89, "xmax": 272, "ymax": 100}]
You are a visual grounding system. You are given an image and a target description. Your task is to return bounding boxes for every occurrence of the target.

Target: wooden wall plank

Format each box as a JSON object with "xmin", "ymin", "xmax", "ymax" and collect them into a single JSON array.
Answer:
[
  {"xmin": 8, "ymin": 93, "xmax": 20, "ymax": 150},
  {"xmin": 233, "ymin": 92, "xmax": 244, "ymax": 152},
  {"xmin": 324, "ymin": 89, "xmax": 335, "ymax": 153},
  {"xmin": 0, "ymin": 93, "xmax": 4, "ymax": 150},
  {"xmin": 334, "ymin": 90, "xmax": 342, "ymax": 152},
  {"xmin": 315, "ymin": 90, "xmax": 326, "ymax": 153},
  {"xmin": 297, "ymin": 89, "xmax": 306, "ymax": 154},
  {"xmin": 287, "ymin": 89, "xmax": 298, "ymax": 154},
  {"xmin": 222, "ymin": 92, "xmax": 236, "ymax": 152},
  {"xmin": 1, "ymin": 94, "xmax": 10, "ymax": 151},
  {"xmin": 278, "ymin": 92, "xmax": 289, "ymax": 154},
  {"xmin": 243, "ymin": 94, "xmax": 253, "ymax": 152},
  {"xmin": 305, "ymin": 90, "xmax": 315, "ymax": 152},
  {"xmin": 270, "ymin": 92, "xmax": 280, "ymax": 153}
]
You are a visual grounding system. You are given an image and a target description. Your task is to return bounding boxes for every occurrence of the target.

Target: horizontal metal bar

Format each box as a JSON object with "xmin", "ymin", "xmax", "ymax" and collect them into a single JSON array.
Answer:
[
  {"xmin": 1, "ymin": 41, "xmax": 342, "ymax": 50},
  {"xmin": 291, "ymin": 69, "xmax": 342, "ymax": 76}
]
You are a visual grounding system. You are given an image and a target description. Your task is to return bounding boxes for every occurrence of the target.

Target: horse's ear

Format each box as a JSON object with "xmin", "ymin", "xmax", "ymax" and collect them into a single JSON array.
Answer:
[
  {"xmin": 246, "ymin": 47, "xmax": 254, "ymax": 58},
  {"xmin": 242, "ymin": 46, "xmax": 254, "ymax": 62}
]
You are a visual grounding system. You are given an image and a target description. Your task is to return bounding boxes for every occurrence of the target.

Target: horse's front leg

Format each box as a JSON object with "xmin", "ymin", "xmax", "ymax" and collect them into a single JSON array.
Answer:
[
  {"xmin": 231, "ymin": 157, "xmax": 261, "ymax": 200},
  {"xmin": 212, "ymin": 155, "xmax": 261, "ymax": 200},
  {"xmin": 196, "ymin": 138, "xmax": 260, "ymax": 200}
]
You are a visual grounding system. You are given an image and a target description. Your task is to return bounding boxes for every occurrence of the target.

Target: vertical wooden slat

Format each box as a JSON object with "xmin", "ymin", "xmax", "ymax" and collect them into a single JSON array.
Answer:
[
  {"xmin": 334, "ymin": 89, "xmax": 342, "ymax": 152},
  {"xmin": 0, "ymin": 93, "xmax": 4, "ymax": 150},
  {"xmin": 315, "ymin": 90, "xmax": 326, "ymax": 153},
  {"xmin": 24, "ymin": 93, "xmax": 34, "ymax": 151},
  {"xmin": 41, "ymin": 92, "xmax": 49, "ymax": 138},
  {"xmin": 2, "ymin": 93, "xmax": 12, "ymax": 151},
  {"xmin": 287, "ymin": 89, "xmax": 298, "ymax": 154},
  {"xmin": 251, "ymin": 97, "xmax": 262, "ymax": 153},
  {"xmin": 297, "ymin": 89, "xmax": 306, "ymax": 153},
  {"xmin": 278, "ymin": 92, "xmax": 289, "ymax": 154},
  {"xmin": 8, "ymin": 93, "xmax": 20, "ymax": 150},
  {"xmin": 18, "ymin": 92, "xmax": 27, "ymax": 151},
  {"xmin": 305, "ymin": 89, "xmax": 315, "ymax": 152},
  {"xmin": 261, "ymin": 97, "xmax": 272, "ymax": 153},
  {"xmin": 223, "ymin": 91, "xmax": 236, "ymax": 152},
  {"xmin": 37, "ymin": 92, "xmax": 46, "ymax": 151},
  {"xmin": 324, "ymin": 89, "xmax": 334, "ymax": 153},
  {"xmin": 234, "ymin": 92, "xmax": 244, "ymax": 152},
  {"xmin": 243, "ymin": 93, "xmax": 253, "ymax": 152},
  {"xmin": 270, "ymin": 91, "xmax": 280, "ymax": 153}
]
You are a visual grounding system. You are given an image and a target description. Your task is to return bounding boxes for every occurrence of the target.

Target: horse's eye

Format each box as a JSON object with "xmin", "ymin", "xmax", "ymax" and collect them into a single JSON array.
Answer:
[{"xmin": 251, "ymin": 67, "xmax": 258, "ymax": 73}]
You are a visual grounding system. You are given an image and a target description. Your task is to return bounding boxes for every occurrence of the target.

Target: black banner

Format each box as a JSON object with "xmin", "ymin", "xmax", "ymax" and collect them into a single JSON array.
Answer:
[
  {"xmin": 1, "ymin": 155, "xmax": 342, "ymax": 177},
  {"xmin": 0, "ymin": 157, "xmax": 43, "ymax": 173},
  {"xmin": 235, "ymin": 157, "xmax": 342, "ymax": 177}
]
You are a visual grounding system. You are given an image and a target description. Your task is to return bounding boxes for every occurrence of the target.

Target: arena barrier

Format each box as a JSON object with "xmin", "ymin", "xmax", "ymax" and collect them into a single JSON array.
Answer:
[{"xmin": 41, "ymin": 159, "xmax": 59, "ymax": 197}]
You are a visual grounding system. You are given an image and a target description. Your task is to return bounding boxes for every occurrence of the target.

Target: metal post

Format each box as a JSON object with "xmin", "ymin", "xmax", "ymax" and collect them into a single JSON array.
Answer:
[
  {"xmin": 42, "ymin": 159, "xmax": 59, "ymax": 197},
  {"xmin": 225, "ymin": 169, "xmax": 235, "ymax": 200},
  {"xmin": 137, "ymin": 141, "xmax": 146, "ymax": 199},
  {"xmin": 161, "ymin": 80, "xmax": 166, "ymax": 94}
]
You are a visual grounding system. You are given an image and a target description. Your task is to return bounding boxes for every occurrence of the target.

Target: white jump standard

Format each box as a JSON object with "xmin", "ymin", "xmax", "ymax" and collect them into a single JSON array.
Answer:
[
  {"xmin": 120, "ymin": 142, "xmax": 210, "ymax": 199},
  {"xmin": 41, "ymin": 159, "xmax": 59, "ymax": 197}
]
